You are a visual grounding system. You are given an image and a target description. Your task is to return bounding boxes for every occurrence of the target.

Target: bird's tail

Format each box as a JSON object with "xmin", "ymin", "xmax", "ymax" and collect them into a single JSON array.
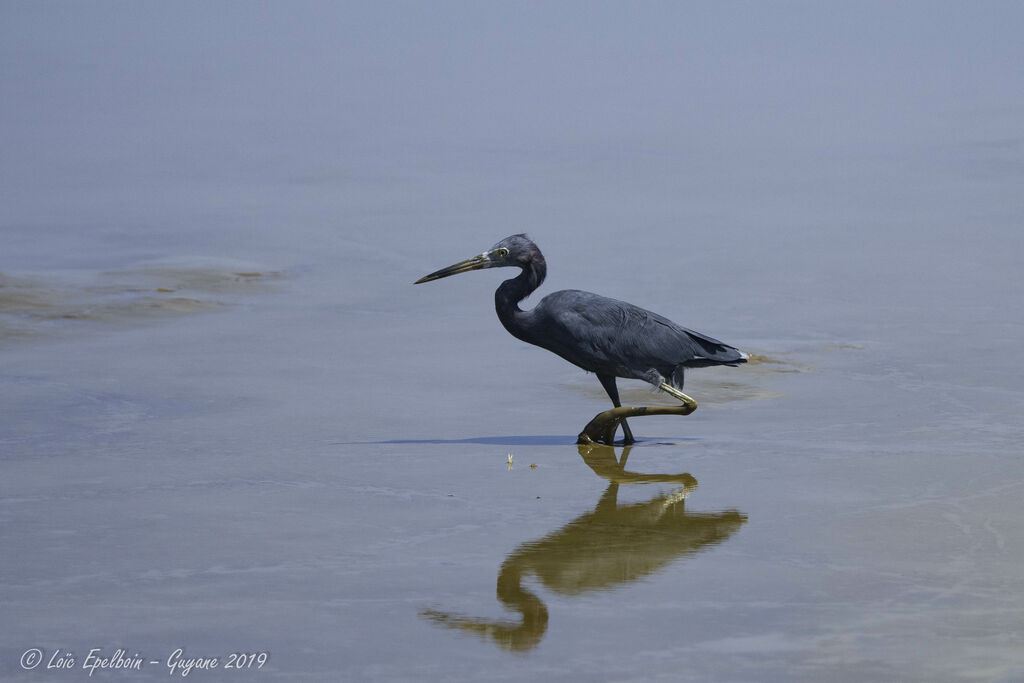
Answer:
[
  {"xmin": 685, "ymin": 345, "xmax": 748, "ymax": 368},
  {"xmin": 679, "ymin": 326, "xmax": 748, "ymax": 368},
  {"xmin": 670, "ymin": 347, "xmax": 746, "ymax": 390}
]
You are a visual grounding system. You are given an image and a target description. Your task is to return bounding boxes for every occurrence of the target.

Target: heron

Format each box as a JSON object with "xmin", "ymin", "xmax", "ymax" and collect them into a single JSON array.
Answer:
[{"xmin": 415, "ymin": 234, "xmax": 747, "ymax": 444}]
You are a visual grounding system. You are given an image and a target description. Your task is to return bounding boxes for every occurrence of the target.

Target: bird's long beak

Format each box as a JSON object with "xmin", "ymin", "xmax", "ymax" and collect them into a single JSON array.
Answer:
[{"xmin": 414, "ymin": 252, "xmax": 493, "ymax": 284}]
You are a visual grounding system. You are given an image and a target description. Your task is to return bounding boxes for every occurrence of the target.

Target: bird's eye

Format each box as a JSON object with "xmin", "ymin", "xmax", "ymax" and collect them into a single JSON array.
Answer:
[{"xmin": 495, "ymin": 248, "xmax": 509, "ymax": 258}]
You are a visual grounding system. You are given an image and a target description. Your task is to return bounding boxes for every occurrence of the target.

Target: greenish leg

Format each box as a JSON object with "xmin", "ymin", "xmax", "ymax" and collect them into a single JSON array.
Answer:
[{"xmin": 658, "ymin": 383, "xmax": 698, "ymax": 414}]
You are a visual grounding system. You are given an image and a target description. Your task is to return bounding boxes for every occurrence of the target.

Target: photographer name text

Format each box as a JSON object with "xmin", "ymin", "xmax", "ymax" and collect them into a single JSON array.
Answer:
[{"xmin": 20, "ymin": 647, "xmax": 268, "ymax": 677}]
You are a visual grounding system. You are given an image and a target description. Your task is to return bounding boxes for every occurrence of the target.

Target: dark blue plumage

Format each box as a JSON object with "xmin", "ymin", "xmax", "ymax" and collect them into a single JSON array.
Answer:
[{"xmin": 416, "ymin": 234, "xmax": 746, "ymax": 443}]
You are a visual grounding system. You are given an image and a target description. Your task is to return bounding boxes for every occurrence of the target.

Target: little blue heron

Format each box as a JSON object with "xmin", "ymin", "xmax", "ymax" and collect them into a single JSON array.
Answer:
[{"xmin": 415, "ymin": 234, "xmax": 747, "ymax": 443}]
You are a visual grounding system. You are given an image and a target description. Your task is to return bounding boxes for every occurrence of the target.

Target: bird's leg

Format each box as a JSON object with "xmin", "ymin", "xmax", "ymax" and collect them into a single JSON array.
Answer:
[
  {"xmin": 619, "ymin": 418, "xmax": 635, "ymax": 445},
  {"xmin": 597, "ymin": 374, "xmax": 635, "ymax": 444},
  {"xmin": 659, "ymin": 383, "xmax": 698, "ymax": 414},
  {"xmin": 578, "ymin": 406, "xmax": 693, "ymax": 445}
]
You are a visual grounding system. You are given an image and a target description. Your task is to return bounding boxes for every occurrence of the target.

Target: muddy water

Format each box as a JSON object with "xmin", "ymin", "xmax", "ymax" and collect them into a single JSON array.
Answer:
[{"xmin": 3, "ymin": 3, "xmax": 1024, "ymax": 681}]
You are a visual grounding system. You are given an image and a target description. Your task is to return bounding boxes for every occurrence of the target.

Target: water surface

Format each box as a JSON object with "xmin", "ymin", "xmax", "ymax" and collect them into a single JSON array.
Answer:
[{"xmin": 2, "ymin": 3, "xmax": 1023, "ymax": 681}]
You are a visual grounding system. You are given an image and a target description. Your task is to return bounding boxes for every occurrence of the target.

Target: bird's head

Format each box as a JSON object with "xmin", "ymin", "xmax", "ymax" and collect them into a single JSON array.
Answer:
[{"xmin": 414, "ymin": 234, "xmax": 540, "ymax": 284}]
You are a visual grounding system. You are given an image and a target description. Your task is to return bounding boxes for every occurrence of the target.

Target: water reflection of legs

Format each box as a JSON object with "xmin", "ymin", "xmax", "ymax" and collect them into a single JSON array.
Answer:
[{"xmin": 577, "ymin": 442, "xmax": 698, "ymax": 488}]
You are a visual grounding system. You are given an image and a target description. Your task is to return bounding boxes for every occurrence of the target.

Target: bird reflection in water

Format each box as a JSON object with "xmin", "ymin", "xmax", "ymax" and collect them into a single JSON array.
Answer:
[{"xmin": 420, "ymin": 444, "xmax": 747, "ymax": 651}]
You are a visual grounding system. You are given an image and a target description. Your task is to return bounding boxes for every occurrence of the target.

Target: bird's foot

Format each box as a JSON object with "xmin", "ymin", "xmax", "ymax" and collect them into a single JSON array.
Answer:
[
  {"xmin": 658, "ymin": 383, "xmax": 698, "ymax": 414},
  {"xmin": 577, "ymin": 405, "xmax": 694, "ymax": 445}
]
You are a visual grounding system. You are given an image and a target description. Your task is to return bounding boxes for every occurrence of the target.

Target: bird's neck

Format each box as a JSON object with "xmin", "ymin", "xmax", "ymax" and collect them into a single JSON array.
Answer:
[{"xmin": 494, "ymin": 256, "xmax": 546, "ymax": 343}]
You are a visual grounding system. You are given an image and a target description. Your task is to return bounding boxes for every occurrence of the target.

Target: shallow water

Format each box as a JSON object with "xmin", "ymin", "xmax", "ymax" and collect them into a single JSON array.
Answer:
[{"xmin": 3, "ymin": 3, "xmax": 1024, "ymax": 681}]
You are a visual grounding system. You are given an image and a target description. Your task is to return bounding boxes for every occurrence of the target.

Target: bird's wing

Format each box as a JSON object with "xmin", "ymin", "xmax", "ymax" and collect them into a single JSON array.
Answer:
[{"xmin": 533, "ymin": 290, "xmax": 741, "ymax": 376}]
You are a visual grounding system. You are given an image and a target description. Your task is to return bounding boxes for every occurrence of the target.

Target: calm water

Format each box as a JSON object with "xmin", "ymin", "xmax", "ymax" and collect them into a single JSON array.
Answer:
[{"xmin": 2, "ymin": 3, "xmax": 1023, "ymax": 681}]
